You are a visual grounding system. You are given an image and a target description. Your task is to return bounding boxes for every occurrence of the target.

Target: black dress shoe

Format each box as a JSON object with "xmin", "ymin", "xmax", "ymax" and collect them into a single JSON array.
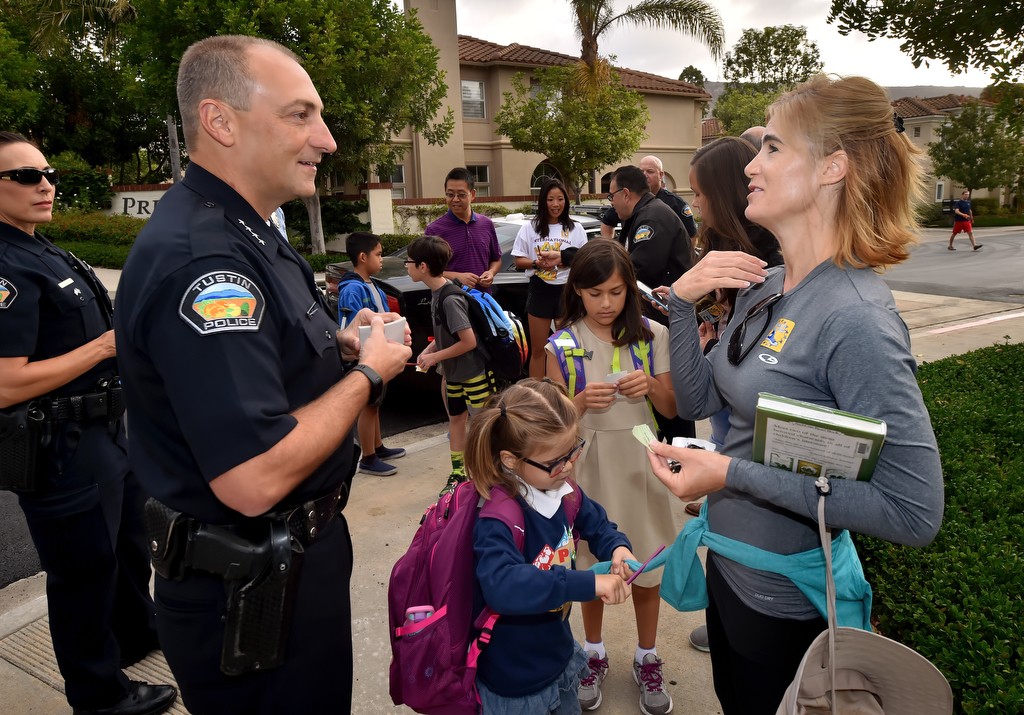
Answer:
[{"xmin": 72, "ymin": 680, "xmax": 177, "ymax": 715}]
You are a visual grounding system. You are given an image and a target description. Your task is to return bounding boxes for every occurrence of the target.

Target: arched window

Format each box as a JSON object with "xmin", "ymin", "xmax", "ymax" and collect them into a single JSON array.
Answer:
[
  {"xmin": 661, "ymin": 172, "xmax": 677, "ymax": 192},
  {"xmin": 600, "ymin": 172, "xmax": 613, "ymax": 194},
  {"xmin": 531, "ymin": 162, "xmax": 562, "ymax": 195}
]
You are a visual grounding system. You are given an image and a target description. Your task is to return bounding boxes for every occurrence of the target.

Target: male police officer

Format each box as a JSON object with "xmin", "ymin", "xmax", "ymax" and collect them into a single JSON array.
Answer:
[
  {"xmin": 607, "ymin": 164, "xmax": 695, "ymax": 440},
  {"xmin": 607, "ymin": 165, "xmax": 693, "ymax": 293},
  {"xmin": 114, "ymin": 36, "xmax": 410, "ymax": 714},
  {"xmin": 600, "ymin": 155, "xmax": 697, "ymax": 240}
]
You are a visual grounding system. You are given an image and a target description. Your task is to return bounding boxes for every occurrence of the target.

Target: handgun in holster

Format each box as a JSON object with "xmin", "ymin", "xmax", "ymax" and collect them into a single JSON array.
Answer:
[
  {"xmin": 0, "ymin": 402, "xmax": 46, "ymax": 492},
  {"xmin": 142, "ymin": 497, "xmax": 304, "ymax": 675}
]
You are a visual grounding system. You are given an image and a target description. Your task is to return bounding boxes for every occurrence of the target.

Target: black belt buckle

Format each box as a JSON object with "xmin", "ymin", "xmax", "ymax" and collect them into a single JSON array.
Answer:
[{"xmin": 287, "ymin": 483, "xmax": 347, "ymax": 546}]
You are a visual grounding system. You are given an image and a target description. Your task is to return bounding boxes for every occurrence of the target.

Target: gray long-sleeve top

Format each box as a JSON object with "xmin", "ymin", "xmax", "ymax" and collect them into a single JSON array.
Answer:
[{"xmin": 670, "ymin": 261, "xmax": 944, "ymax": 619}]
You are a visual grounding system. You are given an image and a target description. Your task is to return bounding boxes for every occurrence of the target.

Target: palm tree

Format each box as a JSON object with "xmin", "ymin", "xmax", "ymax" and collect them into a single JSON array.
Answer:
[
  {"xmin": 569, "ymin": 0, "xmax": 725, "ymax": 93},
  {"xmin": 17, "ymin": 0, "xmax": 136, "ymax": 56}
]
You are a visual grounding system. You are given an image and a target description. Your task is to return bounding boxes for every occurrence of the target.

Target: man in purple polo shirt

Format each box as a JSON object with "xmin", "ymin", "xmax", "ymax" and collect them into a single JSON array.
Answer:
[{"xmin": 424, "ymin": 167, "xmax": 502, "ymax": 293}]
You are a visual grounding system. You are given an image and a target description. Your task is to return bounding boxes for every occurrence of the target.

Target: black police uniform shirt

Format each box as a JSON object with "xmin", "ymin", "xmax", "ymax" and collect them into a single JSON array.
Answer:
[
  {"xmin": 620, "ymin": 192, "xmax": 694, "ymax": 289},
  {"xmin": 114, "ymin": 163, "xmax": 351, "ymax": 525},
  {"xmin": 0, "ymin": 220, "xmax": 127, "ymax": 503}
]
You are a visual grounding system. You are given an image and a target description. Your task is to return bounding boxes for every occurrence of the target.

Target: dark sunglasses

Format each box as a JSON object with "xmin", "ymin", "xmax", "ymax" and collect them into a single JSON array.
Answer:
[
  {"xmin": 0, "ymin": 168, "xmax": 60, "ymax": 186},
  {"xmin": 522, "ymin": 436, "xmax": 586, "ymax": 478},
  {"xmin": 727, "ymin": 292, "xmax": 783, "ymax": 365}
]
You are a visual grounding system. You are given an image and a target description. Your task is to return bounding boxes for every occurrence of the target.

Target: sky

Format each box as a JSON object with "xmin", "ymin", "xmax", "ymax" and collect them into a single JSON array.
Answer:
[{"xmin": 442, "ymin": 0, "xmax": 991, "ymax": 89}]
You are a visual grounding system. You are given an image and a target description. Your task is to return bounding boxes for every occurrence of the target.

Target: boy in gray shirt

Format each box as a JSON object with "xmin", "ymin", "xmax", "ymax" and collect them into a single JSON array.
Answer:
[{"xmin": 406, "ymin": 235, "xmax": 495, "ymax": 496}]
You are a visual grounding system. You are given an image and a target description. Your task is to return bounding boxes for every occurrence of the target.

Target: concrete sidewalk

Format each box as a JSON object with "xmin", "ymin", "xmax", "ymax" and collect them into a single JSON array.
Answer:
[{"xmin": 1, "ymin": 286, "xmax": 1022, "ymax": 714}]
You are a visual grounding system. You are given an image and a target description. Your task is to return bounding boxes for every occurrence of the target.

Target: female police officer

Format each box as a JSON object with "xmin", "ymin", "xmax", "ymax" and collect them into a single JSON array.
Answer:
[{"xmin": 0, "ymin": 132, "xmax": 176, "ymax": 715}]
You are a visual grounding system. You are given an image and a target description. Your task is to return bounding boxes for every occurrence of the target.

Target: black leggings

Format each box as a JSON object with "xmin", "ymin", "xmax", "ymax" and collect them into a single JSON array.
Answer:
[{"xmin": 705, "ymin": 553, "xmax": 827, "ymax": 715}]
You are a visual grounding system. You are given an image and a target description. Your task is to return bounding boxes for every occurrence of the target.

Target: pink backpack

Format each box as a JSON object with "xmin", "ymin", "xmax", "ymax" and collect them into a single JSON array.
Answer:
[{"xmin": 387, "ymin": 479, "xmax": 580, "ymax": 714}]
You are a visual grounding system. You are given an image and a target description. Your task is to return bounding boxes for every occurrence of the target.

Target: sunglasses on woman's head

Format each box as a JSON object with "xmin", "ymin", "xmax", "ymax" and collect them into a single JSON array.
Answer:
[{"xmin": 0, "ymin": 168, "xmax": 60, "ymax": 186}]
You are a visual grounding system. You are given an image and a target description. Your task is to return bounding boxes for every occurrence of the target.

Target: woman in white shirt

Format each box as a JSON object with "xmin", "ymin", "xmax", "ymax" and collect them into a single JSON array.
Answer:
[{"xmin": 512, "ymin": 178, "xmax": 589, "ymax": 378}]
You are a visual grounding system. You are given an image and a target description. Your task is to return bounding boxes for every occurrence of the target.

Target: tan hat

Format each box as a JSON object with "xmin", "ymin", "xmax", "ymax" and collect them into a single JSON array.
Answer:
[{"xmin": 776, "ymin": 626, "xmax": 953, "ymax": 715}]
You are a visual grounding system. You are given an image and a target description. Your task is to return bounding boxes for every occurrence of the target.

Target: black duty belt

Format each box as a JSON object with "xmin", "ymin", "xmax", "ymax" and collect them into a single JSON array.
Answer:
[
  {"xmin": 275, "ymin": 480, "xmax": 350, "ymax": 547},
  {"xmin": 40, "ymin": 384, "xmax": 123, "ymax": 424}
]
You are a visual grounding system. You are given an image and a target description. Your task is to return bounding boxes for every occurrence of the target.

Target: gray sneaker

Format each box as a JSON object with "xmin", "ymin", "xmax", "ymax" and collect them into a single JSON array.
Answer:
[
  {"xmin": 688, "ymin": 624, "xmax": 710, "ymax": 653},
  {"xmin": 578, "ymin": 650, "xmax": 609, "ymax": 711},
  {"xmin": 632, "ymin": 654, "xmax": 673, "ymax": 715}
]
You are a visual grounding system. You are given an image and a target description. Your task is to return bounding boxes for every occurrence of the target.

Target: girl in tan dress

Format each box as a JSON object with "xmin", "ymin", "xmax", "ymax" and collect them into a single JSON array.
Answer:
[{"xmin": 545, "ymin": 240, "xmax": 678, "ymax": 715}]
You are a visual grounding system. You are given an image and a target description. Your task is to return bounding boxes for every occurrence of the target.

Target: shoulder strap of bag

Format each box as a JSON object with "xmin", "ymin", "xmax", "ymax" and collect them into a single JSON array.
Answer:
[
  {"xmin": 814, "ymin": 476, "xmax": 840, "ymax": 713},
  {"xmin": 548, "ymin": 327, "xmax": 589, "ymax": 396}
]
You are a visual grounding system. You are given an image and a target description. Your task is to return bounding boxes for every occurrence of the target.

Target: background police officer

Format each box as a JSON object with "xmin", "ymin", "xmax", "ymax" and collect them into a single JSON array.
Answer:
[
  {"xmin": 607, "ymin": 163, "xmax": 696, "ymax": 440},
  {"xmin": 600, "ymin": 155, "xmax": 698, "ymax": 240},
  {"xmin": 0, "ymin": 132, "xmax": 176, "ymax": 715},
  {"xmin": 113, "ymin": 36, "xmax": 411, "ymax": 714}
]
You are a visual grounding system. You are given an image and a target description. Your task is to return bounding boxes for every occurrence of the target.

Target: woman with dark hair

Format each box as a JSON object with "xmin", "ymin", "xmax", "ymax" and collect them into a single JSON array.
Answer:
[
  {"xmin": 512, "ymin": 178, "xmax": 589, "ymax": 378},
  {"xmin": 646, "ymin": 76, "xmax": 944, "ymax": 714},
  {"xmin": 691, "ymin": 136, "xmax": 783, "ymax": 271},
  {"xmin": 0, "ymin": 131, "xmax": 176, "ymax": 714}
]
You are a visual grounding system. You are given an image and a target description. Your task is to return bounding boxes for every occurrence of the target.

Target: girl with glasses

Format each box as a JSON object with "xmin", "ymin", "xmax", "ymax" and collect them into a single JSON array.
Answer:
[
  {"xmin": 546, "ymin": 239, "xmax": 679, "ymax": 715},
  {"xmin": 466, "ymin": 379, "xmax": 636, "ymax": 715},
  {"xmin": 645, "ymin": 77, "xmax": 945, "ymax": 714},
  {"xmin": 512, "ymin": 178, "xmax": 590, "ymax": 379}
]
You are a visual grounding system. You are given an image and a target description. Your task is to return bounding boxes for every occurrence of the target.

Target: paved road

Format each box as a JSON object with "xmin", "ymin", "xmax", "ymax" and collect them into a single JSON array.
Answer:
[{"xmin": 884, "ymin": 226, "xmax": 1024, "ymax": 303}]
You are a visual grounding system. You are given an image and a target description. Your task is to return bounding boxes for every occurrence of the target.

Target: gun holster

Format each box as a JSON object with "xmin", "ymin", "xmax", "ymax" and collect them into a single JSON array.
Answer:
[
  {"xmin": 142, "ymin": 497, "xmax": 304, "ymax": 675},
  {"xmin": 0, "ymin": 402, "xmax": 46, "ymax": 492},
  {"xmin": 220, "ymin": 519, "xmax": 303, "ymax": 675}
]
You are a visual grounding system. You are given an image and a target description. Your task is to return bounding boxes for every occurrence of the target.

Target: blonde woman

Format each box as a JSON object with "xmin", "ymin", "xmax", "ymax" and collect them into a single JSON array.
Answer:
[{"xmin": 647, "ymin": 76, "xmax": 944, "ymax": 713}]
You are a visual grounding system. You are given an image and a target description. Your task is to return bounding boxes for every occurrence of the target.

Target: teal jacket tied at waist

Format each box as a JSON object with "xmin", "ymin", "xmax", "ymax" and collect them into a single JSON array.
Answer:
[{"xmin": 659, "ymin": 504, "xmax": 873, "ymax": 631}]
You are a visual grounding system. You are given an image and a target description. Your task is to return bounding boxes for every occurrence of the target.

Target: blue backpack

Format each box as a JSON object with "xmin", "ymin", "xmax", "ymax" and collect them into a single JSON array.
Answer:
[{"xmin": 436, "ymin": 280, "xmax": 527, "ymax": 382}]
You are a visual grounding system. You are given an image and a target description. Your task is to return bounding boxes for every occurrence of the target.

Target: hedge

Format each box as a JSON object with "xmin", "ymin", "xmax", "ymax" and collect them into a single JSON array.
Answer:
[{"xmin": 855, "ymin": 342, "xmax": 1024, "ymax": 713}]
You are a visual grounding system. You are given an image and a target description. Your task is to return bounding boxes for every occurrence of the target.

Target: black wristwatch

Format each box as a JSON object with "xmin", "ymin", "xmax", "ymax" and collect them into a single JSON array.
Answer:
[{"xmin": 351, "ymin": 364, "xmax": 385, "ymax": 407}]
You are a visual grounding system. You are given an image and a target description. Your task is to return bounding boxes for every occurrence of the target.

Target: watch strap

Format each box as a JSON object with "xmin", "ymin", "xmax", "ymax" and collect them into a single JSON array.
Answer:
[{"xmin": 351, "ymin": 363, "xmax": 384, "ymax": 407}]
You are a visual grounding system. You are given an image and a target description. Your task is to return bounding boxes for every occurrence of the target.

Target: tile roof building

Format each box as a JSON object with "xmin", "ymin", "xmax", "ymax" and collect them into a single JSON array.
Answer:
[
  {"xmin": 891, "ymin": 94, "xmax": 1003, "ymax": 204},
  {"xmin": 373, "ymin": 0, "xmax": 710, "ymax": 201}
]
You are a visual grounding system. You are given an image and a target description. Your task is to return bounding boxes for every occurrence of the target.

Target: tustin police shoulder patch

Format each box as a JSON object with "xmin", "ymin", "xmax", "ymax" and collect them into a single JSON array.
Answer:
[
  {"xmin": 633, "ymin": 225, "xmax": 653, "ymax": 243},
  {"xmin": 179, "ymin": 270, "xmax": 265, "ymax": 335},
  {"xmin": 0, "ymin": 277, "xmax": 17, "ymax": 309}
]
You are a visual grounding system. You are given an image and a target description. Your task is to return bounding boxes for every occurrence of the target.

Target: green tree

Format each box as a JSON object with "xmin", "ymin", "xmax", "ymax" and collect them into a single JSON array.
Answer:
[
  {"xmin": 722, "ymin": 25, "xmax": 822, "ymax": 90},
  {"xmin": 0, "ymin": 20, "xmax": 41, "ymax": 131},
  {"xmin": 828, "ymin": 0, "xmax": 1023, "ymax": 82},
  {"xmin": 123, "ymin": 0, "xmax": 453, "ymax": 253},
  {"xmin": 713, "ymin": 86, "xmax": 781, "ymax": 136},
  {"xmin": 928, "ymin": 102, "xmax": 1024, "ymax": 197},
  {"xmin": 569, "ymin": 0, "xmax": 724, "ymax": 92},
  {"xmin": 980, "ymin": 82, "xmax": 1024, "ymax": 134},
  {"xmin": 494, "ymin": 66, "xmax": 649, "ymax": 199},
  {"xmin": 678, "ymin": 64, "xmax": 707, "ymax": 87}
]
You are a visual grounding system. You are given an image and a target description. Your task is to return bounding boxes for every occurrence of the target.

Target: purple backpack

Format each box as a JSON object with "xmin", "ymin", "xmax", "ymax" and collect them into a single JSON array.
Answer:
[{"xmin": 387, "ymin": 479, "xmax": 580, "ymax": 714}]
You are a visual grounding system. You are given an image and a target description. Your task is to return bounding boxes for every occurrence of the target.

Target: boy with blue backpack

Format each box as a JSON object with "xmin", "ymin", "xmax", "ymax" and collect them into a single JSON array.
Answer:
[
  {"xmin": 337, "ymin": 231, "xmax": 406, "ymax": 476},
  {"xmin": 406, "ymin": 235, "xmax": 499, "ymax": 496}
]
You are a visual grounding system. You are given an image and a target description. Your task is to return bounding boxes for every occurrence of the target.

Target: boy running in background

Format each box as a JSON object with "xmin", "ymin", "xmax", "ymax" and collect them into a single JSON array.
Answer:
[
  {"xmin": 337, "ymin": 231, "xmax": 406, "ymax": 476},
  {"xmin": 406, "ymin": 235, "xmax": 495, "ymax": 496}
]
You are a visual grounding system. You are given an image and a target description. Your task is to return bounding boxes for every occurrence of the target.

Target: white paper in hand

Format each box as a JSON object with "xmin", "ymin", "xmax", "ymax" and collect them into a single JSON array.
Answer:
[{"xmin": 358, "ymin": 316, "xmax": 407, "ymax": 345}]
